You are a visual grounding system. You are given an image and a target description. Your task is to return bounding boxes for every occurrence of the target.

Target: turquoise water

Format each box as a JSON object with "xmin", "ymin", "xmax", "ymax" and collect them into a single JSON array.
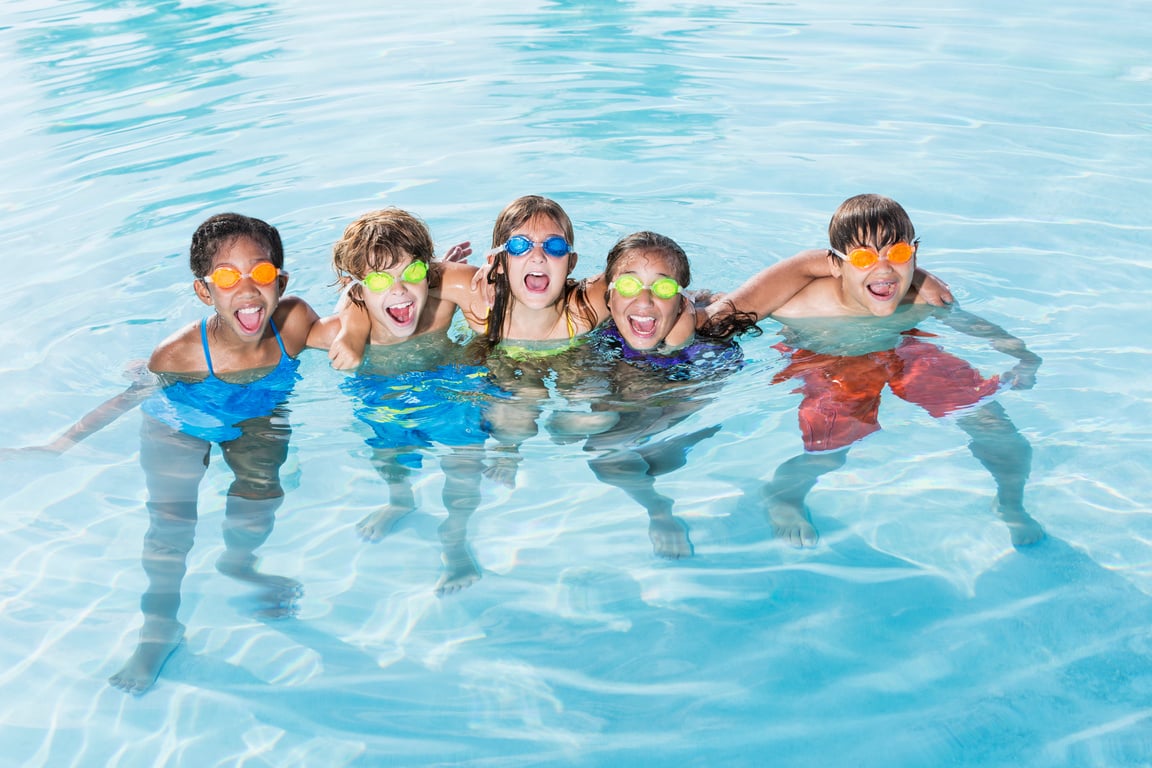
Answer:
[{"xmin": 2, "ymin": 0, "xmax": 1151, "ymax": 765}]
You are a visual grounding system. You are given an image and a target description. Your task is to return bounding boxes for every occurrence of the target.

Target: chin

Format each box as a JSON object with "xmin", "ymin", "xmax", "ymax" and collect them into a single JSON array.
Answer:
[{"xmin": 623, "ymin": 334, "xmax": 660, "ymax": 351}]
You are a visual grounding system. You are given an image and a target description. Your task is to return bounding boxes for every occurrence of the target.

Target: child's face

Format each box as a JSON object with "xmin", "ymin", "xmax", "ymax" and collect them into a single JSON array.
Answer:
[
  {"xmin": 501, "ymin": 213, "xmax": 576, "ymax": 312},
  {"xmin": 193, "ymin": 235, "xmax": 286, "ymax": 339},
  {"xmin": 607, "ymin": 249, "xmax": 683, "ymax": 351},
  {"xmin": 830, "ymin": 240, "xmax": 916, "ymax": 317},
  {"xmin": 358, "ymin": 256, "xmax": 430, "ymax": 340}
]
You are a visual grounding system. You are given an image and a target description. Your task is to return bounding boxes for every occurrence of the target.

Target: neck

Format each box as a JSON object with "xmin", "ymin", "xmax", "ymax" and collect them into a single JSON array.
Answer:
[{"xmin": 505, "ymin": 301, "xmax": 568, "ymax": 341}]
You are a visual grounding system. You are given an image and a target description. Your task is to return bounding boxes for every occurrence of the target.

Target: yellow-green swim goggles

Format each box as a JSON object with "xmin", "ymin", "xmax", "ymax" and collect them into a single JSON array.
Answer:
[
  {"xmin": 608, "ymin": 274, "xmax": 682, "ymax": 300},
  {"xmin": 348, "ymin": 261, "xmax": 429, "ymax": 293}
]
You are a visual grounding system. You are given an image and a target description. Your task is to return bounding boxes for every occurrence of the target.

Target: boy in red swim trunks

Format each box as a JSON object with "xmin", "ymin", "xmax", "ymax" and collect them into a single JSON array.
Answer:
[{"xmin": 711, "ymin": 194, "xmax": 1043, "ymax": 548}]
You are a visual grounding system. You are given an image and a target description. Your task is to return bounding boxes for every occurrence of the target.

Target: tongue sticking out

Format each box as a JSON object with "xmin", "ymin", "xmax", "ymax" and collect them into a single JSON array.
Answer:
[
  {"xmin": 387, "ymin": 302, "xmax": 415, "ymax": 326},
  {"xmin": 236, "ymin": 307, "xmax": 264, "ymax": 334},
  {"xmin": 868, "ymin": 280, "xmax": 898, "ymax": 300},
  {"xmin": 525, "ymin": 273, "xmax": 550, "ymax": 293},
  {"xmin": 629, "ymin": 315, "xmax": 657, "ymax": 336}
]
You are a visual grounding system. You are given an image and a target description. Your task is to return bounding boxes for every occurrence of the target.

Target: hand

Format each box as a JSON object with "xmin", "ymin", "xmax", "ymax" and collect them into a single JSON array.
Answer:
[
  {"xmin": 441, "ymin": 241, "xmax": 472, "ymax": 263},
  {"xmin": 0, "ymin": 443, "xmax": 68, "ymax": 459},
  {"xmin": 913, "ymin": 270, "xmax": 954, "ymax": 306},
  {"xmin": 469, "ymin": 253, "xmax": 495, "ymax": 293},
  {"xmin": 328, "ymin": 332, "xmax": 363, "ymax": 371},
  {"xmin": 684, "ymin": 288, "xmax": 724, "ymax": 309},
  {"xmin": 1000, "ymin": 359, "xmax": 1039, "ymax": 390}
]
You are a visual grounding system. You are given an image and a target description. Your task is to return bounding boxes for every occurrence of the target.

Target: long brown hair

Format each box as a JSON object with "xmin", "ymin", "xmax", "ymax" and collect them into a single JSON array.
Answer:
[{"xmin": 484, "ymin": 195, "xmax": 596, "ymax": 347}]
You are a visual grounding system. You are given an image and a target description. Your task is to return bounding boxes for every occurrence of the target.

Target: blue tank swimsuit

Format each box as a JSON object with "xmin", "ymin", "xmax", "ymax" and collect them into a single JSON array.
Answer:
[{"xmin": 141, "ymin": 317, "xmax": 301, "ymax": 443}]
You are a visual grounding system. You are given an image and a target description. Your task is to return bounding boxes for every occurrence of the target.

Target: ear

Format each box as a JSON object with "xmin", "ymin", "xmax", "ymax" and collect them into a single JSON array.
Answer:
[
  {"xmin": 193, "ymin": 278, "xmax": 214, "ymax": 306},
  {"xmin": 567, "ymin": 252, "xmax": 578, "ymax": 275},
  {"xmin": 828, "ymin": 252, "xmax": 844, "ymax": 279},
  {"xmin": 278, "ymin": 272, "xmax": 289, "ymax": 296}
]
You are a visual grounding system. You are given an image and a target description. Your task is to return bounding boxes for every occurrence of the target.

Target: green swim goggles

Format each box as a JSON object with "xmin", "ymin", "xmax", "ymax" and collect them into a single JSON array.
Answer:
[
  {"xmin": 608, "ymin": 274, "xmax": 682, "ymax": 300},
  {"xmin": 347, "ymin": 261, "xmax": 429, "ymax": 293}
]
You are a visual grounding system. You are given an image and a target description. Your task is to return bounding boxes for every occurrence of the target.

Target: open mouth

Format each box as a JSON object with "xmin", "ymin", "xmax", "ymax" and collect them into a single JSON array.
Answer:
[
  {"xmin": 867, "ymin": 279, "xmax": 899, "ymax": 300},
  {"xmin": 235, "ymin": 306, "xmax": 265, "ymax": 334},
  {"xmin": 525, "ymin": 272, "xmax": 550, "ymax": 293},
  {"xmin": 628, "ymin": 314, "xmax": 658, "ymax": 337},
  {"xmin": 386, "ymin": 301, "xmax": 415, "ymax": 326}
]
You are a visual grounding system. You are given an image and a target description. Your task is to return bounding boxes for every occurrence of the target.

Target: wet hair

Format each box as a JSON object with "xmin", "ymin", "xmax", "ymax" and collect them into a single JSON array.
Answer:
[
  {"xmin": 484, "ymin": 195, "xmax": 595, "ymax": 347},
  {"xmin": 603, "ymin": 231, "xmax": 691, "ymax": 287},
  {"xmin": 828, "ymin": 193, "xmax": 917, "ymax": 252},
  {"xmin": 703, "ymin": 193, "xmax": 918, "ymax": 340},
  {"xmin": 697, "ymin": 303, "xmax": 763, "ymax": 340},
  {"xmin": 189, "ymin": 212, "xmax": 283, "ymax": 278},
  {"xmin": 331, "ymin": 208, "xmax": 441, "ymax": 308}
]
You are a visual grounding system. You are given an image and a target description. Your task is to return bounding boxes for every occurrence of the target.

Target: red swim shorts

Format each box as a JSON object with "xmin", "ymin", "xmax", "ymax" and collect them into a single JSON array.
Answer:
[{"xmin": 773, "ymin": 332, "xmax": 1000, "ymax": 452}]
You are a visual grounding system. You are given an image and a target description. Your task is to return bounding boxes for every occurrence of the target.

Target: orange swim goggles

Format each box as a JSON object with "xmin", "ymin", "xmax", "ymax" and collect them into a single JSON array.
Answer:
[
  {"xmin": 202, "ymin": 261, "xmax": 283, "ymax": 289},
  {"xmin": 830, "ymin": 239, "xmax": 918, "ymax": 269}
]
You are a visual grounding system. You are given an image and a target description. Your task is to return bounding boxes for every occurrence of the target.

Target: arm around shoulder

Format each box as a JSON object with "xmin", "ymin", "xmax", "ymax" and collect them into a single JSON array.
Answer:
[{"xmin": 706, "ymin": 249, "xmax": 831, "ymax": 322}]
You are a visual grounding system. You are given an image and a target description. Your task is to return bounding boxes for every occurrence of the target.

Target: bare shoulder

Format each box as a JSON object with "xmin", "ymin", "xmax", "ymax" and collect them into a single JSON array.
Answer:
[
  {"xmin": 433, "ymin": 261, "xmax": 488, "ymax": 329},
  {"xmin": 436, "ymin": 260, "xmax": 480, "ymax": 288},
  {"xmin": 273, "ymin": 295, "xmax": 321, "ymax": 355},
  {"xmin": 148, "ymin": 321, "xmax": 207, "ymax": 375},
  {"xmin": 771, "ymin": 276, "xmax": 844, "ymax": 319},
  {"xmin": 571, "ymin": 274, "xmax": 609, "ymax": 328}
]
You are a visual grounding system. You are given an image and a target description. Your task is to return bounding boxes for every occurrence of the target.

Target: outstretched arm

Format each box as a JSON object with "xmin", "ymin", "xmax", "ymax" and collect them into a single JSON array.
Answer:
[
  {"xmin": 704, "ymin": 249, "xmax": 831, "ymax": 322},
  {"xmin": 13, "ymin": 363, "xmax": 158, "ymax": 455},
  {"xmin": 939, "ymin": 307, "xmax": 1042, "ymax": 389},
  {"xmin": 705, "ymin": 248, "xmax": 955, "ymax": 323}
]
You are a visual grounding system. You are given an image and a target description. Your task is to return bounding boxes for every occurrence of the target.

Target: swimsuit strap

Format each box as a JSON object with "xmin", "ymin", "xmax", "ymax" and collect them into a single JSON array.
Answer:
[
  {"xmin": 565, "ymin": 309, "xmax": 576, "ymax": 340},
  {"xmin": 269, "ymin": 317, "xmax": 287, "ymax": 357},
  {"xmin": 200, "ymin": 315, "xmax": 287, "ymax": 378},
  {"xmin": 199, "ymin": 317, "xmax": 216, "ymax": 377}
]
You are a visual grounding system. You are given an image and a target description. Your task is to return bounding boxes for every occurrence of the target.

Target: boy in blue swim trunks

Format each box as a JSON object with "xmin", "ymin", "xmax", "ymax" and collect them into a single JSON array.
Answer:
[
  {"xmin": 29, "ymin": 213, "xmax": 319, "ymax": 694},
  {"xmin": 309, "ymin": 208, "xmax": 498, "ymax": 596},
  {"xmin": 705, "ymin": 194, "xmax": 1043, "ymax": 548}
]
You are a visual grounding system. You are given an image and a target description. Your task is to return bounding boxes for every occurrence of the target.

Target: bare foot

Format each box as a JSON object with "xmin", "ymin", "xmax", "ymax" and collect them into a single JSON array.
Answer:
[
  {"xmin": 435, "ymin": 549, "xmax": 481, "ymax": 596},
  {"xmin": 996, "ymin": 497, "xmax": 1045, "ymax": 547},
  {"xmin": 108, "ymin": 622, "xmax": 184, "ymax": 695},
  {"xmin": 356, "ymin": 505, "xmax": 411, "ymax": 542},
  {"xmin": 216, "ymin": 558, "xmax": 303, "ymax": 617},
  {"xmin": 769, "ymin": 501, "xmax": 819, "ymax": 548},
  {"xmin": 649, "ymin": 512, "xmax": 693, "ymax": 559},
  {"xmin": 483, "ymin": 455, "xmax": 519, "ymax": 489}
]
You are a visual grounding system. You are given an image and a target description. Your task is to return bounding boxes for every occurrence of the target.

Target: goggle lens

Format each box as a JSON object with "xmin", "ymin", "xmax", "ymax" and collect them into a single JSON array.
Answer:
[
  {"xmin": 610, "ymin": 275, "xmax": 682, "ymax": 300},
  {"xmin": 503, "ymin": 235, "xmax": 571, "ymax": 258},
  {"xmin": 839, "ymin": 241, "xmax": 916, "ymax": 269},
  {"xmin": 205, "ymin": 262, "xmax": 280, "ymax": 288},
  {"xmin": 360, "ymin": 261, "xmax": 429, "ymax": 292}
]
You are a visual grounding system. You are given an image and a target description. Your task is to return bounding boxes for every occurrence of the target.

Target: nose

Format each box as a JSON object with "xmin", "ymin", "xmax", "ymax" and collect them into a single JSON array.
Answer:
[{"xmin": 633, "ymin": 286, "xmax": 657, "ymax": 306}]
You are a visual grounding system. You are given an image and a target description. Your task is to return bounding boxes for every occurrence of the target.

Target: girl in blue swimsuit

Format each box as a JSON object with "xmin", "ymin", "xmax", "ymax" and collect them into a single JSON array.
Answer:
[{"xmin": 107, "ymin": 212, "xmax": 319, "ymax": 695}]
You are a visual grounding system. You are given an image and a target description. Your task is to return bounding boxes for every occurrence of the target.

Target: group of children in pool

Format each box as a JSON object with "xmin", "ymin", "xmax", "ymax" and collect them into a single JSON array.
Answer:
[{"xmin": 23, "ymin": 192, "xmax": 1044, "ymax": 694}]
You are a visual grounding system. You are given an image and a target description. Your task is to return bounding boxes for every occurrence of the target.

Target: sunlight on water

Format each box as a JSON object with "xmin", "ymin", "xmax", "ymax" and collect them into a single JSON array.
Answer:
[{"xmin": 1, "ymin": 0, "xmax": 1151, "ymax": 765}]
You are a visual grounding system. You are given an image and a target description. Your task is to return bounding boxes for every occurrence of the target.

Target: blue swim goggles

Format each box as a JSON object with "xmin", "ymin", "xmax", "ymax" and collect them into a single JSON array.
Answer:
[{"xmin": 488, "ymin": 234, "xmax": 572, "ymax": 259}]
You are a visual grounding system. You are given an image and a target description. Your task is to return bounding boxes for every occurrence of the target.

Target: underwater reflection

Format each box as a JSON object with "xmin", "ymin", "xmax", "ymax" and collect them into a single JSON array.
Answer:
[{"xmin": 109, "ymin": 410, "xmax": 301, "ymax": 695}]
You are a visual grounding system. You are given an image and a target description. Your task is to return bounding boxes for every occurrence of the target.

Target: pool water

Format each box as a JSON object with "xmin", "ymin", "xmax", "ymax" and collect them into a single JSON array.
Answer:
[{"xmin": 2, "ymin": 1, "xmax": 1151, "ymax": 765}]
